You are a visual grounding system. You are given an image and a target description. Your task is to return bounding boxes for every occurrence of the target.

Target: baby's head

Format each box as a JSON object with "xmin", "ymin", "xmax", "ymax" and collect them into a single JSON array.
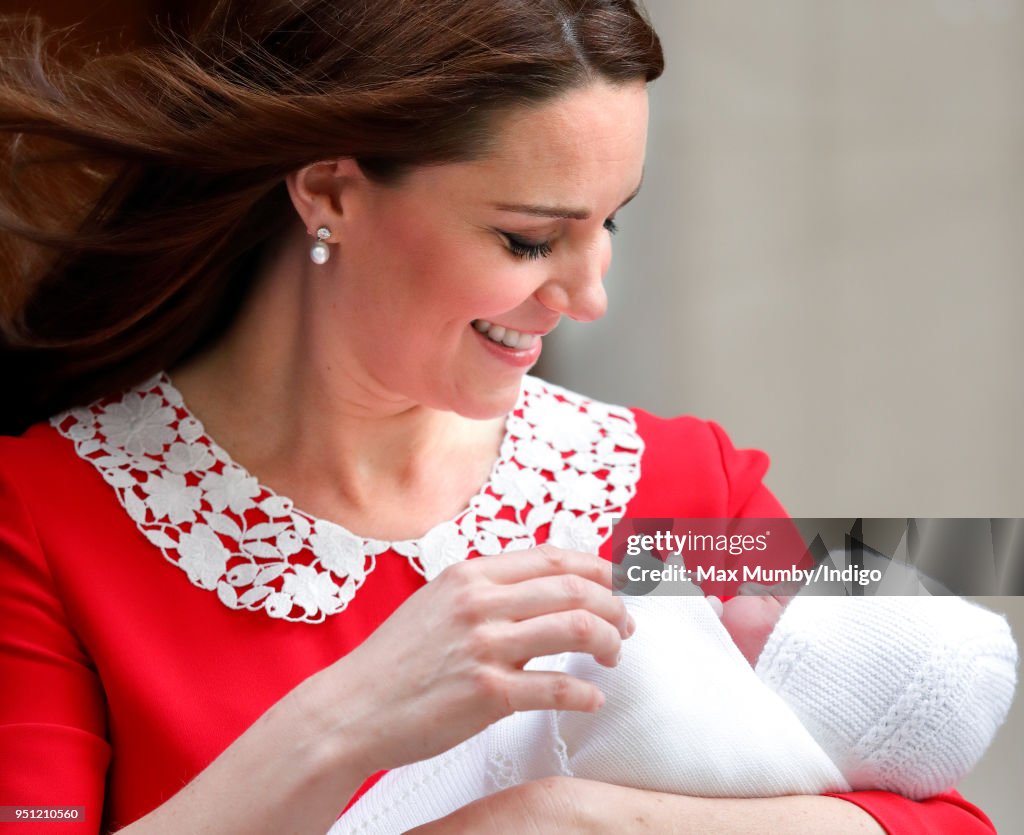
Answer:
[
  {"xmin": 717, "ymin": 593, "xmax": 789, "ymax": 666},
  {"xmin": 756, "ymin": 596, "xmax": 1018, "ymax": 799}
]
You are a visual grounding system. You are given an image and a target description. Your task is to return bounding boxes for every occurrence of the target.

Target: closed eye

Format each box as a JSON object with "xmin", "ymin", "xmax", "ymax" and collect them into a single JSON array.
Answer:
[
  {"xmin": 504, "ymin": 233, "xmax": 552, "ymax": 261},
  {"xmin": 502, "ymin": 217, "xmax": 619, "ymax": 261}
]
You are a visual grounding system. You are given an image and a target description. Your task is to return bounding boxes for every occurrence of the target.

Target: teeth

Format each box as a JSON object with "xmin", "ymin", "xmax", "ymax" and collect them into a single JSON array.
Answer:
[{"xmin": 471, "ymin": 320, "xmax": 540, "ymax": 350}]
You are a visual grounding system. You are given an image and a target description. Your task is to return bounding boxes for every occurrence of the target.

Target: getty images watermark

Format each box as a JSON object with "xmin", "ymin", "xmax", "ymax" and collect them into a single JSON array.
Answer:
[{"xmin": 610, "ymin": 518, "xmax": 1024, "ymax": 597}]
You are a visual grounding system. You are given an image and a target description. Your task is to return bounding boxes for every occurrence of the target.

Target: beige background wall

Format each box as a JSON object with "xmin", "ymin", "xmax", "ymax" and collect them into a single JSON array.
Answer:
[
  {"xmin": 543, "ymin": 1, "xmax": 1024, "ymax": 829},
  {"xmin": 546, "ymin": 0, "xmax": 1024, "ymax": 517}
]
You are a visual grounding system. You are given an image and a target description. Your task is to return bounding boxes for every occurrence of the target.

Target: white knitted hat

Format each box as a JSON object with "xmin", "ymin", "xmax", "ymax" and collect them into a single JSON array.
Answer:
[{"xmin": 755, "ymin": 595, "xmax": 1019, "ymax": 799}]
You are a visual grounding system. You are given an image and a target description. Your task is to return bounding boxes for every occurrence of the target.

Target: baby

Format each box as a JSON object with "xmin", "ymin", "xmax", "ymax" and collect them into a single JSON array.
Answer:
[{"xmin": 330, "ymin": 585, "xmax": 1018, "ymax": 835}]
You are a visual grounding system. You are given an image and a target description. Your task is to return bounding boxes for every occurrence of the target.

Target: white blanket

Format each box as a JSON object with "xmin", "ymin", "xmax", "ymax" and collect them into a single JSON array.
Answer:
[
  {"xmin": 329, "ymin": 592, "xmax": 1017, "ymax": 835},
  {"xmin": 331, "ymin": 594, "xmax": 844, "ymax": 835}
]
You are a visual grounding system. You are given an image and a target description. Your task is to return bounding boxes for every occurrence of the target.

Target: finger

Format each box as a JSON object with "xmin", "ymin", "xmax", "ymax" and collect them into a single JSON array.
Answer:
[
  {"xmin": 486, "ymin": 573, "xmax": 633, "ymax": 638},
  {"xmin": 495, "ymin": 609, "xmax": 623, "ymax": 668},
  {"xmin": 468, "ymin": 544, "xmax": 614, "ymax": 589},
  {"xmin": 504, "ymin": 669, "xmax": 606, "ymax": 714}
]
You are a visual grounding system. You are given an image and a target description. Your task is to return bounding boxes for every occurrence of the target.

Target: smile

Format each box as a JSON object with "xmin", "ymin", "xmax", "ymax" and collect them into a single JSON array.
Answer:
[{"xmin": 471, "ymin": 320, "xmax": 540, "ymax": 350}]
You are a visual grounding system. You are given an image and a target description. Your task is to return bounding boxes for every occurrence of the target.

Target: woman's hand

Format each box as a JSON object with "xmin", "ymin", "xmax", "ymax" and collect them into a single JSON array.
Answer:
[
  {"xmin": 404, "ymin": 777, "xmax": 585, "ymax": 834},
  {"xmin": 299, "ymin": 545, "xmax": 635, "ymax": 775}
]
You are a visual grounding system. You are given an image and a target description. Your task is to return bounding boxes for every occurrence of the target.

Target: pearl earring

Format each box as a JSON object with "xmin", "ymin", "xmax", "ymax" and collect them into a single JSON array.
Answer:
[{"xmin": 310, "ymin": 226, "xmax": 332, "ymax": 264}]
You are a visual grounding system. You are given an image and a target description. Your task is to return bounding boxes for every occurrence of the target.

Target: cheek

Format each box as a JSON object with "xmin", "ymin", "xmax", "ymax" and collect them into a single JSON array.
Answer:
[
  {"xmin": 346, "ymin": 208, "xmax": 542, "ymax": 325},
  {"xmin": 412, "ymin": 246, "xmax": 542, "ymax": 321},
  {"xmin": 373, "ymin": 215, "xmax": 448, "ymax": 283},
  {"xmin": 380, "ymin": 220, "xmax": 486, "ymax": 307},
  {"xmin": 343, "ymin": 221, "xmax": 460, "ymax": 322}
]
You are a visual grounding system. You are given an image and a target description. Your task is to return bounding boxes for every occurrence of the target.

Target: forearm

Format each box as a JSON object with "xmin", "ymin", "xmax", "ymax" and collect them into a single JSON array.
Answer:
[
  {"xmin": 117, "ymin": 675, "xmax": 374, "ymax": 835},
  {"xmin": 572, "ymin": 782, "xmax": 886, "ymax": 835}
]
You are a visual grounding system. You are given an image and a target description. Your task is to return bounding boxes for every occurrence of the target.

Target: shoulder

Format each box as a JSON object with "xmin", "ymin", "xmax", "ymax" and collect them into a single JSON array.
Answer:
[
  {"xmin": 0, "ymin": 422, "xmax": 88, "ymax": 620},
  {"xmin": 0, "ymin": 419, "xmax": 88, "ymax": 494},
  {"xmin": 0, "ymin": 399, "xmax": 128, "ymax": 547},
  {"xmin": 521, "ymin": 375, "xmax": 785, "ymax": 519},
  {"xmin": 0, "ymin": 371, "xmax": 171, "ymax": 501},
  {"xmin": 630, "ymin": 406, "xmax": 776, "ymax": 515}
]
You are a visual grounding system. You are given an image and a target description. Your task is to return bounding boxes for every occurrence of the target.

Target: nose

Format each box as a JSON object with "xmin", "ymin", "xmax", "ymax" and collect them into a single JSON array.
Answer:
[{"xmin": 534, "ymin": 245, "xmax": 610, "ymax": 323}]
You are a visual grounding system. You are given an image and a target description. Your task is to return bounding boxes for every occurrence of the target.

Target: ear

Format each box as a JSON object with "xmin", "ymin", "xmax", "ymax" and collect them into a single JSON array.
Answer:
[{"xmin": 285, "ymin": 157, "xmax": 367, "ymax": 236}]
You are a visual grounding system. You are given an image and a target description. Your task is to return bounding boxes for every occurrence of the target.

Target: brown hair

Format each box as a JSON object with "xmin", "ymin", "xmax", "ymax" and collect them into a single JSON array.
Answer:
[{"xmin": 0, "ymin": 0, "xmax": 663, "ymax": 435}]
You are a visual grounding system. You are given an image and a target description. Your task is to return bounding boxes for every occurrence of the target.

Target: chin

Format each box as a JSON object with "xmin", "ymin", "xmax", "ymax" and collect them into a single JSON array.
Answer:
[{"xmin": 450, "ymin": 375, "xmax": 527, "ymax": 420}]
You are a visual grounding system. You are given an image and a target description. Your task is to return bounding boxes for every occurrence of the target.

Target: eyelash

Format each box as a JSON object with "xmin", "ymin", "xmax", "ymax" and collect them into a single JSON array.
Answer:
[{"xmin": 504, "ymin": 218, "xmax": 619, "ymax": 261}]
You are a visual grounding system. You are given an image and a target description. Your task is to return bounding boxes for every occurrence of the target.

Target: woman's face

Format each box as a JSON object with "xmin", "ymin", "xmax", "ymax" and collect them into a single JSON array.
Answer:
[{"xmin": 324, "ymin": 79, "xmax": 649, "ymax": 419}]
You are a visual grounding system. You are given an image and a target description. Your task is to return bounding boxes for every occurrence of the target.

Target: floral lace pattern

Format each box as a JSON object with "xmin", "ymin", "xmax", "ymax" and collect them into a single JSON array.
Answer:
[{"xmin": 51, "ymin": 373, "xmax": 644, "ymax": 624}]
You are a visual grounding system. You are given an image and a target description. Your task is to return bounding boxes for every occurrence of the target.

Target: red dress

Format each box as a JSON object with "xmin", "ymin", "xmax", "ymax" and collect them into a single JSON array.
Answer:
[{"xmin": 0, "ymin": 373, "xmax": 995, "ymax": 833}]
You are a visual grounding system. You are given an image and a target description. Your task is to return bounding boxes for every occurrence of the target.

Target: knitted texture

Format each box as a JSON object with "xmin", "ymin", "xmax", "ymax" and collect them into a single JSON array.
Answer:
[
  {"xmin": 330, "ymin": 594, "xmax": 1017, "ymax": 834},
  {"xmin": 755, "ymin": 595, "xmax": 1018, "ymax": 799},
  {"xmin": 331, "ymin": 595, "xmax": 848, "ymax": 835}
]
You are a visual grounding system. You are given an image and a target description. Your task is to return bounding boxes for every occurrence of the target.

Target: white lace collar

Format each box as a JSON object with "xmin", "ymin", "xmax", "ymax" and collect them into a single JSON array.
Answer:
[{"xmin": 51, "ymin": 373, "xmax": 644, "ymax": 624}]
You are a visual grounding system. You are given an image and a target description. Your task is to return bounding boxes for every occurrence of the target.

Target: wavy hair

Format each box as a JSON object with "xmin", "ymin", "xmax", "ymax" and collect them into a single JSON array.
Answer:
[{"xmin": 0, "ymin": 0, "xmax": 663, "ymax": 434}]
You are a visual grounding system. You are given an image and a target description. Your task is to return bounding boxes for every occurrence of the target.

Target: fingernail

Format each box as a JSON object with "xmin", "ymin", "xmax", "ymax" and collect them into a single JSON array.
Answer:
[{"xmin": 626, "ymin": 614, "xmax": 637, "ymax": 636}]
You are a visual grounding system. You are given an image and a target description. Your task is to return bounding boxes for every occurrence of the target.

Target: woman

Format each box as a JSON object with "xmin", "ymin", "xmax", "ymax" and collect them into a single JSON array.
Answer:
[{"xmin": 0, "ymin": 1, "xmax": 999, "ymax": 833}]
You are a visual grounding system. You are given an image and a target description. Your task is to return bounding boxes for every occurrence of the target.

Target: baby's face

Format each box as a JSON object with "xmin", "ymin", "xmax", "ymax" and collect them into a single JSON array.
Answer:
[{"xmin": 719, "ymin": 594, "xmax": 790, "ymax": 666}]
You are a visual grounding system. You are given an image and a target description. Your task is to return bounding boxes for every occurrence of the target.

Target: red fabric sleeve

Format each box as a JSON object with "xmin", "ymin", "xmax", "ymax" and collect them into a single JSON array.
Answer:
[
  {"xmin": 822, "ymin": 788, "xmax": 996, "ymax": 835},
  {"xmin": 625, "ymin": 410, "xmax": 788, "ymax": 520},
  {"xmin": 629, "ymin": 411, "xmax": 999, "ymax": 834},
  {"xmin": 0, "ymin": 446, "xmax": 111, "ymax": 834},
  {"xmin": 705, "ymin": 420, "xmax": 789, "ymax": 518}
]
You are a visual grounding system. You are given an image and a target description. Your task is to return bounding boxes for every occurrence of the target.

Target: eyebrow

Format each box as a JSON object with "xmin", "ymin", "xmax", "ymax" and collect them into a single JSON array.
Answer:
[{"xmin": 490, "ymin": 170, "xmax": 645, "ymax": 220}]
